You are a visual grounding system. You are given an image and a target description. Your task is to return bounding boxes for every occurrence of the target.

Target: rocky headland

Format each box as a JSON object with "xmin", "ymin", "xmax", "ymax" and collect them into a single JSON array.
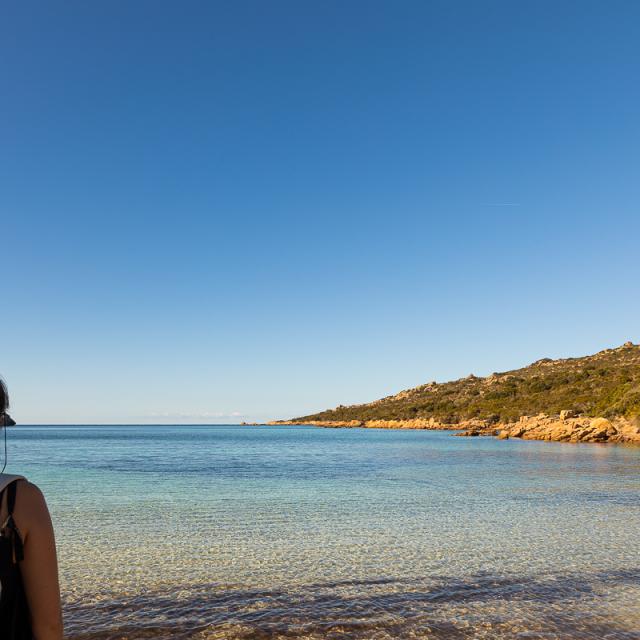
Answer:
[{"xmin": 271, "ymin": 342, "xmax": 640, "ymax": 445}]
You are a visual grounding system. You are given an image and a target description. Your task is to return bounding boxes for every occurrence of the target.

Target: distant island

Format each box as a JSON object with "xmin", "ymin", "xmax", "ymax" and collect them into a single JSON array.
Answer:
[{"xmin": 271, "ymin": 342, "xmax": 640, "ymax": 444}]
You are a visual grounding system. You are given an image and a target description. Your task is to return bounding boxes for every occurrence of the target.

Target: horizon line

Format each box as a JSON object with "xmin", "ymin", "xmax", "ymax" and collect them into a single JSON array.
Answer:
[{"xmin": 8, "ymin": 422, "xmax": 277, "ymax": 427}]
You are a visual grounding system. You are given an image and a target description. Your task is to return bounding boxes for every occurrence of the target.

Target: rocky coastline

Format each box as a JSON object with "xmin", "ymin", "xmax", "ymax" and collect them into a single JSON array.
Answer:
[
  {"xmin": 455, "ymin": 412, "xmax": 640, "ymax": 444},
  {"xmin": 270, "ymin": 417, "xmax": 469, "ymax": 430},
  {"xmin": 268, "ymin": 412, "xmax": 640, "ymax": 444},
  {"xmin": 272, "ymin": 342, "xmax": 640, "ymax": 445}
]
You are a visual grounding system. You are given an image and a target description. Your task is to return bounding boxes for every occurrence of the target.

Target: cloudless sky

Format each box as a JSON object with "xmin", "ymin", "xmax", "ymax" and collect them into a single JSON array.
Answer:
[{"xmin": 1, "ymin": 1, "xmax": 639, "ymax": 423}]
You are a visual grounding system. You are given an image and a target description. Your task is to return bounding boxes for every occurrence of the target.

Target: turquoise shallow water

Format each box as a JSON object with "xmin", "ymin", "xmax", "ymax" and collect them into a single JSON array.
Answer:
[{"xmin": 6, "ymin": 424, "xmax": 640, "ymax": 639}]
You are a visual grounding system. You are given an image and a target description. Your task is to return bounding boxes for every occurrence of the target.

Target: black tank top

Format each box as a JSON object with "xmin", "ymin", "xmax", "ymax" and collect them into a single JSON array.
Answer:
[{"xmin": 0, "ymin": 480, "xmax": 32, "ymax": 639}]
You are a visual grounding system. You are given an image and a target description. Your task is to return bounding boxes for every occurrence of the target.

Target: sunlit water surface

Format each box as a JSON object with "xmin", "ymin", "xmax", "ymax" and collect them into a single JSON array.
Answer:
[{"xmin": 8, "ymin": 425, "xmax": 640, "ymax": 639}]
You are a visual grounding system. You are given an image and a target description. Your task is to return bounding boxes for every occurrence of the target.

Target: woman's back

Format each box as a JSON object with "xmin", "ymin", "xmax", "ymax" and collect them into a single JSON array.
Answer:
[
  {"xmin": 0, "ymin": 377, "xmax": 64, "ymax": 640},
  {"xmin": 0, "ymin": 379, "xmax": 63, "ymax": 639},
  {"xmin": 0, "ymin": 474, "xmax": 33, "ymax": 639}
]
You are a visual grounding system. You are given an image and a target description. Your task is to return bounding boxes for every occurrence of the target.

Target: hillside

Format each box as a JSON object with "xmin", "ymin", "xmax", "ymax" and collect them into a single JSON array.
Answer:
[{"xmin": 289, "ymin": 342, "xmax": 640, "ymax": 425}]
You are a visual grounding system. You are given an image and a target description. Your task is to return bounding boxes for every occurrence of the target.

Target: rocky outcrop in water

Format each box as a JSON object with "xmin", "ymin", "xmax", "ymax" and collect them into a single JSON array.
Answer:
[{"xmin": 455, "ymin": 413, "xmax": 640, "ymax": 444}]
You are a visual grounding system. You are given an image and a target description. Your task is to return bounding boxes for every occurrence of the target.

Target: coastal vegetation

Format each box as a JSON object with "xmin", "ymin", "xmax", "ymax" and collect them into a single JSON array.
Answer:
[{"xmin": 289, "ymin": 342, "xmax": 640, "ymax": 425}]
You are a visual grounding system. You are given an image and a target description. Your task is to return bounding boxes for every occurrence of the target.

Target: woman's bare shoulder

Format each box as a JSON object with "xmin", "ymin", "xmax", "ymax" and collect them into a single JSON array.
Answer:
[
  {"xmin": 16, "ymin": 479, "xmax": 46, "ymax": 502},
  {"xmin": 14, "ymin": 480, "xmax": 52, "ymax": 532}
]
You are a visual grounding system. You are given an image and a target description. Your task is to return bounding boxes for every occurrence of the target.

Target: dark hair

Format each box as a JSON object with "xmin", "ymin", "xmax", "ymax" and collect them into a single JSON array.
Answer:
[{"xmin": 0, "ymin": 377, "xmax": 7, "ymax": 415}]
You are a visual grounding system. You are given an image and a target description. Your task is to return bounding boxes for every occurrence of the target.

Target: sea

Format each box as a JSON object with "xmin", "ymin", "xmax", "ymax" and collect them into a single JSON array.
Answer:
[{"xmin": 7, "ymin": 424, "xmax": 640, "ymax": 639}]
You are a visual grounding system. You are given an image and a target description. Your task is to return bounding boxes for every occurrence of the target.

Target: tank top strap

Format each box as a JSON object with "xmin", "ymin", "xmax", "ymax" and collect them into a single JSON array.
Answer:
[
  {"xmin": 0, "ymin": 476, "xmax": 26, "ymax": 563},
  {"xmin": 7, "ymin": 479, "xmax": 18, "ymax": 515}
]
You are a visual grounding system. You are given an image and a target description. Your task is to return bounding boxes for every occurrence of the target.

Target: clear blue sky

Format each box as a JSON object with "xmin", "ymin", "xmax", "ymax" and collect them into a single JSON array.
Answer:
[{"xmin": 1, "ymin": 1, "xmax": 639, "ymax": 424}]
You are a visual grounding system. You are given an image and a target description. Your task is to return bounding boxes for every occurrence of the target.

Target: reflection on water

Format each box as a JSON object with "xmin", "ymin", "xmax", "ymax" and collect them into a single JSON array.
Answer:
[{"xmin": 8, "ymin": 425, "xmax": 640, "ymax": 639}]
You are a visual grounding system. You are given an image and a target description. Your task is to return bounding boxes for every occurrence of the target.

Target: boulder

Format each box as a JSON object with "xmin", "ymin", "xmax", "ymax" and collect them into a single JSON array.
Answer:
[{"xmin": 589, "ymin": 417, "xmax": 613, "ymax": 431}]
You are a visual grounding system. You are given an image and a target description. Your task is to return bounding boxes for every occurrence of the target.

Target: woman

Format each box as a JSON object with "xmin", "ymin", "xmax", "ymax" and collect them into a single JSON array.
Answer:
[{"xmin": 0, "ymin": 378, "xmax": 63, "ymax": 639}]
